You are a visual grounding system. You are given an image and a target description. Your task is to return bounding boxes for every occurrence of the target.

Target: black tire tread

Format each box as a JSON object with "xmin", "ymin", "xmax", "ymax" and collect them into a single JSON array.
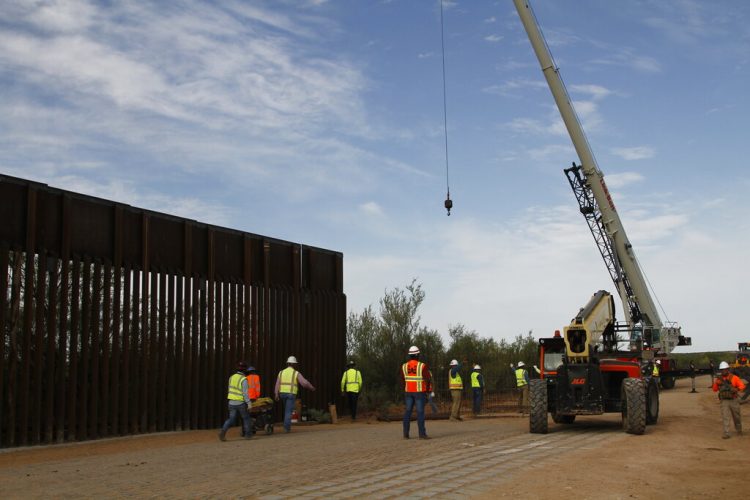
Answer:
[
  {"xmin": 529, "ymin": 379, "xmax": 548, "ymax": 434},
  {"xmin": 623, "ymin": 378, "xmax": 646, "ymax": 435}
]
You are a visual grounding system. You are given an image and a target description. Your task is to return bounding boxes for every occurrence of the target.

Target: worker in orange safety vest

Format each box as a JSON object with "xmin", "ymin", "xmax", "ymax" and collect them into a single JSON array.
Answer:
[
  {"xmin": 712, "ymin": 361, "xmax": 745, "ymax": 439},
  {"xmin": 400, "ymin": 345, "xmax": 431, "ymax": 439},
  {"xmin": 246, "ymin": 366, "xmax": 261, "ymax": 402}
]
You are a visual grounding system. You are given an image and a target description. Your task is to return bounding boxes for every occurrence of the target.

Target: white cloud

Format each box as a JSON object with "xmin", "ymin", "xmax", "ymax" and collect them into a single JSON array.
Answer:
[
  {"xmin": 569, "ymin": 84, "xmax": 613, "ymax": 101},
  {"xmin": 611, "ymin": 147, "xmax": 656, "ymax": 161},
  {"xmin": 484, "ymin": 34, "xmax": 503, "ymax": 43},
  {"xmin": 604, "ymin": 172, "xmax": 644, "ymax": 188},
  {"xmin": 359, "ymin": 201, "xmax": 385, "ymax": 217}
]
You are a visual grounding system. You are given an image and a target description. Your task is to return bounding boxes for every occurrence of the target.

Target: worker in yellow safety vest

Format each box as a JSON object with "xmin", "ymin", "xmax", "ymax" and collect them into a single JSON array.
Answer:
[
  {"xmin": 513, "ymin": 361, "xmax": 529, "ymax": 413},
  {"xmin": 219, "ymin": 361, "xmax": 253, "ymax": 441},
  {"xmin": 448, "ymin": 359, "xmax": 463, "ymax": 421},
  {"xmin": 471, "ymin": 365, "xmax": 484, "ymax": 415},
  {"xmin": 274, "ymin": 356, "xmax": 316, "ymax": 433},
  {"xmin": 341, "ymin": 360, "xmax": 363, "ymax": 421},
  {"xmin": 400, "ymin": 345, "xmax": 432, "ymax": 439}
]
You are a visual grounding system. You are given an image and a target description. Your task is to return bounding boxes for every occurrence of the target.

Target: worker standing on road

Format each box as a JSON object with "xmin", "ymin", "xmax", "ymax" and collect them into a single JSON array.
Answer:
[
  {"xmin": 712, "ymin": 361, "xmax": 745, "ymax": 439},
  {"xmin": 471, "ymin": 365, "xmax": 484, "ymax": 416},
  {"xmin": 340, "ymin": 360, "xmax": 362, "ymax": 421},
  {"xmin": 448, "ymin": 359, "xmax": 463, "ymax": 421},
  {"xmin": 689, "ymin": 361, "xmax": 697, "ymax": 393},
  {"xmin": 275, "ymin": 356, "xmax": 316, "ymax": 433},
  {"xmin": 652, "ymin": 360, "xmax": 661, "ymax": 386},
  {"xmin": 400, "ymin": 345, "xmax": 431, "ymax": 439},
  {"xmin": 708, "ymin": 360, "xmax": 716, "ymax": 388},
  {"xmin": 219, "ymin": 361, "xmax": 253, "ymax": 441},
  {"xmin": 513, "ymin": 361, "xmax": 529, "ymax": 413}
]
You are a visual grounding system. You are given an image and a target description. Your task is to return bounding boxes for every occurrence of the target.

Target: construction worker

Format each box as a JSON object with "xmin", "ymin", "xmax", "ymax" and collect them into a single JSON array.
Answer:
[
  {"xmin": 689, "ymin": 361, "xmax": 697, "ymax": 393},
  {"xmin": 513, "ymin": 361, "xmax": 529, "ymax": 413},
  {"xmin": 340, "ymin": 360, "xmax": 362, "ymax": 421},
  {"xmin": 246, "ymin": 366, "xmax": 261, "ymax": 402},
  {"xmin": 274, "ymin": 355, "xmax": 316, "ymax": 433},
  {"xmin": 652, "ymin": 359, "xmax": 661, "ymax": 386},
  {"xmin": 426, "ymin": 369, "xmax": 438, "ymax": 415},
  {"xmin": 219, "ymin": 361, "xmax": 253, "ymax": 441},
  {"xmin": 240, "ymin": 366, "xmax": 262, "ymax": 437},
  {"xmin": 712, "ymin": 361, "xmax": 745, "ymax": 439},
  {"xmin": 400, "ymin": 345, "xmax": 431, "ymax": 439},
  {"xmin": 471, "ymin": 365, "xmax": 484, "ymax": 415},
  {"xmin": 448, "ymin": 359, "xmax": 463, "ymax": 421}
]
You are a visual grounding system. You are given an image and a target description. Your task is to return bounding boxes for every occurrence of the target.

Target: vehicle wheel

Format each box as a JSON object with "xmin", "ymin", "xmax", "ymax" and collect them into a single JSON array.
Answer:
[
  {"xmin": 622, "ymin": 378, "xmax": 646, "ymax": 435},
  {"xmin": 266, "ymin": 424, "xmax": 274, "ymax": 435},
  {"xmin": 646, "ymin": 379, "xmax": 660, "ymax": 425},
  {"xmin": 660, "ymin": 377, "xmax": 675, "ymax": 389},
  {"xmin": 552, "ymin": 412, "xmax": 576, "ymax": 424},
  {"xmin": 529, "ymin": 379, "xmax": 548, "ymax": 434}
]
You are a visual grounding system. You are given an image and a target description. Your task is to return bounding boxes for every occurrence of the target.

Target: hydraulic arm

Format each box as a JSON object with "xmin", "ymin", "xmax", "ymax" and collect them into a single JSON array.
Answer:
[{"xmin": 512, "ymin": 0, "xmax": 688, "ymax": 354}]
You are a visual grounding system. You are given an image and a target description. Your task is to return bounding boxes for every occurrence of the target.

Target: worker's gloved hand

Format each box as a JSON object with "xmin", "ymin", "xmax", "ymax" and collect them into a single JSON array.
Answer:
[
  {"xmin": 430, "ymin": 392, "xmax": 435, "ymax": 398},
  {"xmin": 509, "ymin": 363, "xmax": 514, "ymax": 369},
  {"xmin": 247, "ymin": 403, "xmax": 252, "ymax": 411}
]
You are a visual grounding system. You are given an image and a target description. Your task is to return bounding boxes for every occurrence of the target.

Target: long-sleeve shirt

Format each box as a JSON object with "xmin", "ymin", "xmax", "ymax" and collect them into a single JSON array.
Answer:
[
  {"xmin": 274, "ymin": 370, "xmax": 315, "ymax": 398},
  {"xmin": 450, "ymin": 364, "xmax": 461, "ymax": 378},
  {"xmin": 712, "ymin": 374, "xmax": 746, "ymax": 395}
]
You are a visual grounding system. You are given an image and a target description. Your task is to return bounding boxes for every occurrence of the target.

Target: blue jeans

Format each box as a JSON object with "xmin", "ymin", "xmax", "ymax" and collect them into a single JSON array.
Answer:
[
  {"xmin": 403, "ymin": 392, "xmax": 427, "ymax": 437},
  {"xmin": 473, "ymin": 388, "xmax": 483, "ymax": 414},
  {"xmin": 280, "ymin": 393, "xmax": 296, "ymax": 432},
  {"xmin": 222, "ymin": 402, "xmax": 252, "ymax": 436}
]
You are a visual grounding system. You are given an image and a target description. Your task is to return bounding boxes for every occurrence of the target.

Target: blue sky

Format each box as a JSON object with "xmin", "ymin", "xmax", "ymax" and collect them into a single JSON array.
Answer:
[{"xmin": 2, "ymin": 0, "xmax": 748, "ymax": 352}]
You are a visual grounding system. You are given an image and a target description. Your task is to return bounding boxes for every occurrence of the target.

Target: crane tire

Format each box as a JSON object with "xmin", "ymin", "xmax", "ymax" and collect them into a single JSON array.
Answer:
[
  {"xmin": 622, "ymin": 378, "xmax": 647, "ymax": 435},
  {"xmin": 529, "ymin": 379, "xmax": 548, "ymax": 434},
  {"xmin": 660, "ymin": 377, "xmax": 675, "ymax": 389}
]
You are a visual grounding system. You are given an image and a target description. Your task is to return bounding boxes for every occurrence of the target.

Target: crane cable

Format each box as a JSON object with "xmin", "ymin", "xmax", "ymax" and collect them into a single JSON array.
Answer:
[
  {"xmin": 633, "ymin": 252, "xmax": 672, "ymax": 324},
  {"xmin": 440, "ymin": 0, "xmax": 453, "ymax": 216}
]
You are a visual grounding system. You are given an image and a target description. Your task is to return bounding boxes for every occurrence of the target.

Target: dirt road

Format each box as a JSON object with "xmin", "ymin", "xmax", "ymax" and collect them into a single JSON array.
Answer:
[{"xmin": 0, "ymin": 376, "xmax": 744, "ymax": 499}]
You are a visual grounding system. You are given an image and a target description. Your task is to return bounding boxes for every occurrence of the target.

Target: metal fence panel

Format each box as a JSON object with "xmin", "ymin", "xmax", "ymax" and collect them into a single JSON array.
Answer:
[{"xmin": 0, "ymin": 174, "xmax": 346, "ymax": 448}]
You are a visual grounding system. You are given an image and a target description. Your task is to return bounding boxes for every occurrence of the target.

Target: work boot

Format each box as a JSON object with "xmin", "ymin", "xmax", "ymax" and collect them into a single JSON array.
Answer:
[
  {"xmin": 218, "ymin": 430, "xmax": 226, "ymax": 442},
  {"xmin": 722, "ymin": 434, "xmax": 730, "ymax": 439},
  {"xmin": 419, "ymin": 435, "xmax": 431, "ymax": 440},
  {"xmin": 403, "ymin": 434, "xmax": 410, "ymax": 439}
]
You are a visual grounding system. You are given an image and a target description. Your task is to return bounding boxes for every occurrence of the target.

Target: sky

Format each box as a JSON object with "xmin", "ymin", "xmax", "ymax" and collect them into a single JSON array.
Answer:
[{"xmin": 1, "ymin": 0, "xmax": 748, "ymax": 353}]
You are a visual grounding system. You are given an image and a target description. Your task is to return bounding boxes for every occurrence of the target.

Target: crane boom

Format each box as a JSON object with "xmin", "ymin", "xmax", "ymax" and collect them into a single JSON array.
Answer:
[{"xmin": 512, "ymin": 0, "xmax": 688, "ymax": 354}]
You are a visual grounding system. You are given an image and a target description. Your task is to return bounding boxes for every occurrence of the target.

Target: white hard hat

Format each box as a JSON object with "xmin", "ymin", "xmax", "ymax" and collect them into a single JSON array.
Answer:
[
  {"xmin": 287, "ymin": 355, "xmax": 298, "ymax": 364},
  {"xmin": 719, "ymin": 361, "xmax": 730, "ymax": 370},
  {"xmin": 474, "ymin": 364, "xmax": 481, "ymax": 370},
  {"xmin": 408, "ymin": 345, "xmax": 420, "ymax": 355},
  {"xmin": 655, "ymin": 360, "xmax": 661, "ymax": 364},
  {"xmin": 517, "ymin": 361, "xmax": 525, "ymax": 367},
  {"xmin": 450, "ymin": 359, "xmax": 458, "ymax": 366}
]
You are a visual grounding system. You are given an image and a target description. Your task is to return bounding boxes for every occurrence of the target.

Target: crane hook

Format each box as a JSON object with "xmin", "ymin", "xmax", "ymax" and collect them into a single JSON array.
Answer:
[{"xmin": 444, "ymin": 192, "xmax": 453, "ymax": 216}]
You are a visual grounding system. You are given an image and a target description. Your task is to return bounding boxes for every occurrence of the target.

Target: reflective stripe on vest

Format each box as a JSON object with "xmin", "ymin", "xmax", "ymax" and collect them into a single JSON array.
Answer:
[
  {"xmin": 471, "ymin": 371, "xmax": 481, "ymax": 388},
  {"xmin": 247, "ymin": 374, "xmax": 261, "ymax": 399},
  {"xmin": 279, "ymin": 367, "xmax": 299, "ymax": 395},
  {"xmin": 449, "ymin": 371, "xmax": 463, "ymax": 389},
  {"xmin": 402, "ymin": 360, "xmax": 425, "ymax": 392},
  {"xmin": 515, "ymin": 368, "xmax": 527, "ymax": 387},
  {"xmin": 343, "ymin": 369, "xmax": 362, "ymax": 393},
  {"xmin": 227, "ymin": 373, "xmax": 245, "ymax": 401}
]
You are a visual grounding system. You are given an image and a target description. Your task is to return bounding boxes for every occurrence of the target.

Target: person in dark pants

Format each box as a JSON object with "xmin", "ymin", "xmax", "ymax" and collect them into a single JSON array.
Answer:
[
  {"xmin": 340, "ymin": 360, "xmax": 362, "ymax": 420},
  {"xmin": 471, "ymin": 364, "xmax": 484, "ymax": 415},
  {"xmin": 400, "ymin": 345, "xmax": 432, "ymax": 439},
  {"xmin": 219, "ymin": 361, "xmax": 252, "ymax": 441},
  {"xmin": 689, "ymin": 361, "xmax": 697, "ymax": 393}
]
